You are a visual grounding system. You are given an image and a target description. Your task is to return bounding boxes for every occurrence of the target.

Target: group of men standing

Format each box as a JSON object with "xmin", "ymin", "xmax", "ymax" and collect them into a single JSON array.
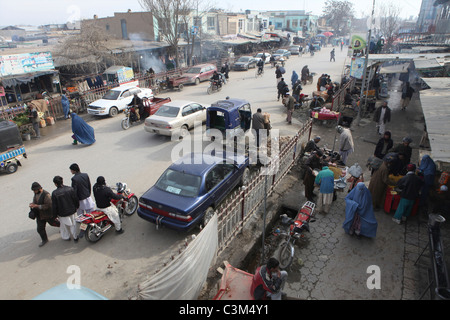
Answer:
[{"xmin": 29, "ymin": 164, "xmax": 125, "ymax": 247}]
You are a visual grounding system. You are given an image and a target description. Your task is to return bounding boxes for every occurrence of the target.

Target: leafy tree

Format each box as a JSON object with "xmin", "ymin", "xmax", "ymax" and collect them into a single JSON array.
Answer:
[{"xmin": 322, "ymin": 0, "xmax": 355, "ymax": 36}]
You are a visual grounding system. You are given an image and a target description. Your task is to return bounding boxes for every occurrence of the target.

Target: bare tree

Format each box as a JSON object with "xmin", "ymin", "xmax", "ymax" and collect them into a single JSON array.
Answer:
[
  {"xmin": 179, "ymin": 0, "xmax": 216, "ymax": 66},
  {"xmin": 54, "ymin": 23, "xmax": 124, "ymax": 74},
  {"xmin": 323, "ymin": 0, "xmax": 356, "ymax": 36},
  {"xmin": 378, "ymin": 3, "xmax": 401, "ymax": 52},
  {"xmin": 139, "ymin": 0, "xmax": 194, "ymax": 68}
]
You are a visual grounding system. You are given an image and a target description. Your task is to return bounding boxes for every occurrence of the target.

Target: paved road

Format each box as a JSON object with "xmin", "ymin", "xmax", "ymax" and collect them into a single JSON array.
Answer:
[{"xmin": 0, "ymin": 45, "xmax": 347, "ymax": 299}]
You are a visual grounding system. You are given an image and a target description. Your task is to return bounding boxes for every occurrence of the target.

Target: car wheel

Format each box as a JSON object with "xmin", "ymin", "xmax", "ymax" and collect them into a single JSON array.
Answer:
[
  {"xmin": 6, "ymin": 163, "xmax": 18, "ymax": 174},
  {"xmin": 109, "ymin": 107, "xmax": 119, "ymax": 117},
  {"xmin": 195, "ymin": 78, "xmax": 200, "ymax": 85},
  {"xmin": 240, "ymin": 167, "xmax": 250, "ymax": 186},
  {"xmin": 201, "ymin": 207, "xmax": 215, "ymax": 229},
  {"xmin": 179, "ymin": 125, "xmax": 189, "ymax": 139},
  {"xmin": 178, "ymin": 84, "xmax": 184, "ymax": 91}
]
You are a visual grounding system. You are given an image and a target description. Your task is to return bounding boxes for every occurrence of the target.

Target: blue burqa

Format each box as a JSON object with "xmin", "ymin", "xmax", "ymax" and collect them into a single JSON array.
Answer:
[
  {"xmin": 71, "ymin": 113, "xmax": 95, "ymax": 145},
  {"xmin": 61, "ymin": 95, "xmax": 70, "ymax": 119},
  {"xmin": 343, "ymin": 182, "xmax": 378, "ymax": 238},
  {"xmin": 291, "ymin": 71, "xmax": 299, "ymax": 87}
]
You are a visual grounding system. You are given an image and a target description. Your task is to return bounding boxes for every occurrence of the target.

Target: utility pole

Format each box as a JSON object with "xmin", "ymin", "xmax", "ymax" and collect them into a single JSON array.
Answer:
[{"xmin": 355, "ymin": 0, "xmax": 375, "ymax": 126}]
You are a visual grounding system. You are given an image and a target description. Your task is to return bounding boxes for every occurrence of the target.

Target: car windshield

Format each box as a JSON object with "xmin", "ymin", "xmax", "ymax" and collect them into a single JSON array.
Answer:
[
  {"xmin": 255, "ymin": 53, "xmax": 263, "ymax": 58},
  {"xmin": 275, "ymin": 50, "xmax": 284, "ymax": 54},
  {"xmin": 154, "ymin": 105, "xmax": 180, "ymax": 117},
  {"xmin": 102, "ymin": 90, "xmax": 121, "ymax": 100},
  {"xmin": 186, "ymin": 67, "xmax": 201, "ymax": 74},
  {"xmin": 238, "ymin": 57, "xmax": 250, "ymax": 62},
  {"xmin": 289, "ymin": 46, "xmax": 298, "ymax": 50},
  {"xmin": 155, "ymin": 169, "xmax": 202, "ymax": 197}
]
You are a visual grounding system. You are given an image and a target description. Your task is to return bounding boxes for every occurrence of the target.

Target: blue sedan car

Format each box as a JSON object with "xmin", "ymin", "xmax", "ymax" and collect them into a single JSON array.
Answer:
[{"xmin": 138, "ymin": 153, "xmax": 250, "ymax": 232}]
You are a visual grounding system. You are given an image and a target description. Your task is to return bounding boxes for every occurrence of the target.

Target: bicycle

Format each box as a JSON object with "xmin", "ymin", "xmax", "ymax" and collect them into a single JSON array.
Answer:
[{"xmin": 255, "ymin": 67, "xmax": 264, "ymax": 78}]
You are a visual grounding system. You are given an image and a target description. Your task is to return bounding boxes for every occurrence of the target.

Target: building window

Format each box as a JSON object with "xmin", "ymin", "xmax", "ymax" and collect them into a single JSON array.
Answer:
[
  {"xmin": 238, "ymin": 19, "xmax": 244, "ymax": 31},
  {"xmin": 207, "ymin": 17, "xmax": 215, "ymax": 30}
]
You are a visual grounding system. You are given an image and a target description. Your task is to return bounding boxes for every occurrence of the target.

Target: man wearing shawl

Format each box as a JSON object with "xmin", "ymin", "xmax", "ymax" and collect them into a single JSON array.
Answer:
[
  {"xmin": 71, "ymin": 113, "xmax": 96, "ymax": 145},
  {"xmin": 343, "ymin": 182, "xmax": 378, "ymax": 237},
  {"xmin": 368, "ymin": 159, "xmax": 395, "ymax": 210}
]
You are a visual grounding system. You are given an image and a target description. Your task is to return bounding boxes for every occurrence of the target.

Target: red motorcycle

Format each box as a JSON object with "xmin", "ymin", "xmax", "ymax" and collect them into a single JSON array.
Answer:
[
  {"xmin": 274, "ymin": 201, "xmax": 316, "ymax": 269},
  {"xmin": 77, "ymin": 182, "xmax": 138, "ymax": 243}
]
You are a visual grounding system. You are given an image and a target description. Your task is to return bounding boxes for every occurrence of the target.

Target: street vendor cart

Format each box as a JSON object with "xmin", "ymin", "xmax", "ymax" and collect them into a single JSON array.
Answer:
[
  {"xmin": 0, "ymin": 120, "xmax": 27, "ymax": 174},
  {"xmin": 310, "ymin": 107, "xmax": 340, "ymax": 128}
]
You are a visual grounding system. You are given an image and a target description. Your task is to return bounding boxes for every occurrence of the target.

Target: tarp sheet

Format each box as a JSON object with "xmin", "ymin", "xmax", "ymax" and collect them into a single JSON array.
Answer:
[
  {"xmin": 137, "ymin": 213, "xmax": 218, "ymax": 300},
  {"xmin": 0, "ymin": 70, "xmax": 58, "ymax": 87}
]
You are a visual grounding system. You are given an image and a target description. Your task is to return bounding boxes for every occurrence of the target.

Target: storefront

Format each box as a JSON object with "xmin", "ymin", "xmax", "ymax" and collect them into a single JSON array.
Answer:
[{"xmin": 0, "ymin": 52, "xmax": 61, "ymax": 118}]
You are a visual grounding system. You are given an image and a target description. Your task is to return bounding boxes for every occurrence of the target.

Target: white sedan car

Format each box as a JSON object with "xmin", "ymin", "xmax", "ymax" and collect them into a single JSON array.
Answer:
[
  {"xmin": 87, "ymin": 86, "xmax": 154, "ymax": 117},
  {"xmin": 144, "ymin": 100, "xmax": 208, "ymax": 138},
  {"xmin": 255, "ymin": 52, "xmax": 271, "ymax": 64}
]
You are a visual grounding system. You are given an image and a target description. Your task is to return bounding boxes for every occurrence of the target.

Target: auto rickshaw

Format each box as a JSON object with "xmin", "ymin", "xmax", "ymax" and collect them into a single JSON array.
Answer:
[
  {"xmin": 0, "ymin": 120, "xmax": 27, "ymax": 174},
  {"xmin": 205, "ymin": 98, "xmax": 252, "ymax": 143}
]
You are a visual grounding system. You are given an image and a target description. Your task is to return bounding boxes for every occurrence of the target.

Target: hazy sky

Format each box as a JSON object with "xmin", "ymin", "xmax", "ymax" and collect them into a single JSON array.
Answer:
[{"xmin": 0, "ymin": 0, "xmax": 423, "ymax": 26}]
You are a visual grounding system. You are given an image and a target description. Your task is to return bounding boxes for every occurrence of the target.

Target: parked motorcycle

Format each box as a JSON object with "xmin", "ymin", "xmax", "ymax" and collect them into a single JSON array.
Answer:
[
  {"xmin": 207, "ymin": 80, "xmax": 222, "ymax": 95},
  {"xmin": 77, "ymin": 182, "xmax": 138, "ymax": 243},
  {"xmin": 274, "ymin": 202, "xmax": 315, "ymax": 269}
]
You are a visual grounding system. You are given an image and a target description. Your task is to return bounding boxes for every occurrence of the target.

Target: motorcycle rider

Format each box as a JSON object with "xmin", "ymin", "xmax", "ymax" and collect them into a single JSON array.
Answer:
[
  {"xmin": 92, "ymin": 176, "xmax": 125, "ymax": 234},
  {"xmin": 256, "ymin": 58, "xmax": 264, "ymax": 75},
  {"xmin": 210, "ymin": 71, "xmax": 222, "ymax": 88},
  {"xmin": 128, "ymin": 93, "xmax": 144, "ymax": 120}
]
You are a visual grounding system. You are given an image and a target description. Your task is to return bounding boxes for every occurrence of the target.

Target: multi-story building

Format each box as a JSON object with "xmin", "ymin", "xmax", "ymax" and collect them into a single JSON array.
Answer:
[
  {"xmin": 81, "ymin": 10, "xmax": 157, "ymax": 41},
  {"xmin": 265, "ymin": 10, "xmax": 319, "ymax": 36}
]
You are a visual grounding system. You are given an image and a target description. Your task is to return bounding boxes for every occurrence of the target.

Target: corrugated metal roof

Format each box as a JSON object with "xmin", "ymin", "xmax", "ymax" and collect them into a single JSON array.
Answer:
[{"xmin": 420, "ymin": 77, "xmax": 450, "ymax": 166}]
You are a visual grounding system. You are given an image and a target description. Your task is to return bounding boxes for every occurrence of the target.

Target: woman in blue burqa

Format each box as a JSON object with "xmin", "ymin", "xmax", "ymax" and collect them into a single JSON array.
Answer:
[
  {"xmin": 343, "ymin": 182, "xmax": 378, "ymax": 238},
  {"xmin": 71, "ymin": 113, "xmax": 95, "ymax": 145}
]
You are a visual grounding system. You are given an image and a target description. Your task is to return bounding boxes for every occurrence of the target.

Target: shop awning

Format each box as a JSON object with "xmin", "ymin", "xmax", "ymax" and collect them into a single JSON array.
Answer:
[
  {"xmin": 379, "ymin": 63, "xmax": 410, "ymax": 74},
  {"xmin": 0, "ymin": 70, "xmax": 58, "ymax": 87},
  {"xmin": 420, "ymin": 77, "xmax": 450, "ymax": 168}
]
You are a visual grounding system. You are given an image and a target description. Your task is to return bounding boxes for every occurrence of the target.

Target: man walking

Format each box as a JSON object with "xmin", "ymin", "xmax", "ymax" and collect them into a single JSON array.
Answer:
[
  {"xmin": 29, "ymin": 182, "xmax": 60, "ymax": 247},
  {"xmin": 51, "ymin": 176, "xmax": 79, "ymax": 242},
  {"xmin": 70, "ymin": 163, "xmax": 95, "ymax": 217},
  {"xmin": 284, "ymin": 93, "xmax": 295, "ymax": 125},
  {"xmin": 330, "ymin": 48, "xmax": 335, "ymax": 62},
  {"xmin": 401, "ymin": 82, "xmax": 415, "ymax": 111},
  {"xmin": 252, "ymin": 108, "xmax": 266, "ymax": 148},
  {"xmin": 275, "ymin": 65, "xmax": 283, "ymax": 86},
  {"xmin": 277, "ymin": 77, "xmax": 287, "ymax": 101},
  {"xmin": 373, "ymin": 101, "xmax": 391, "ymax": 136},
  {"xmin": 337, "ymin": 126, "xmax": 354, "ymax": 165},
  {"xmin": 392, "ymin": 164, "xmax": 423, "ymax": 224}
]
